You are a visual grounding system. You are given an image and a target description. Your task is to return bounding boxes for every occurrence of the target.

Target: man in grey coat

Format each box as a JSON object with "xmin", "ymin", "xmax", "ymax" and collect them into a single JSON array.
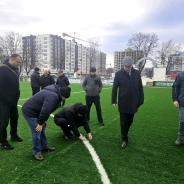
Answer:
[
  {"xmin": 112, "ymin": 57, "xmax": 144, "ymax": 148},
  {"xmin": 82, "ymin": 67, "xmax": 104, "ymax": 126}
]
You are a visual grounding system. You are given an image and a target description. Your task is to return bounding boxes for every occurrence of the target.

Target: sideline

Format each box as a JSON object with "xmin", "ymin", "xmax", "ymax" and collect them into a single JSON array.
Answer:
[
  {"xmin": 19, "ymin": 88, "xmax": 111, "ymax": 101},
  {"xmin": 49, "ymin": 115, "xmax": 111, "ymax": 184},
  {"xmin": 18, "ymin": 106, "xmax": 111, "ymax": 184}
]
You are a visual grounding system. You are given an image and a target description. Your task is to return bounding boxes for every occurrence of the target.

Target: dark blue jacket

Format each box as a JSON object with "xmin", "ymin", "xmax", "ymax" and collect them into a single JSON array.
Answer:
[
  {"xmin": 172, "ymin": 72, "xmax": 184, "ymax": 107},
  {"xmin": 112, "ymin": 67, "xmax": 144, "ymax": 114},
  {"xmin": 22, "ymin": 85, "xmax": 62, "ymax": 125}
]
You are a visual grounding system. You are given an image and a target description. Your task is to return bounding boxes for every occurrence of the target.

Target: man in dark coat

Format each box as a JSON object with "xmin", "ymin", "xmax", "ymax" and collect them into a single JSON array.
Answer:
[
  {"xmin": 41, "ymin": 69, "xmax": 55, "ymax": 89},
  {"xmin": 54, "ymin": 102, "xmax": 92, "ymax": 141},
  {"xmin": 56, "ymin": 70, "xmax": 70, "ymax": 107},
  {"xmin": 0, "ymin": 54, "xmax": 23, "ymax": 150},
  {"xmin": 172, "ymin": 73, "xmax": 184, "ymax": 146},
  {"xmin": 22, "ymin": 85, "xmax": 71, "ymax": 161},
  {"xmin": 112, "ymin": 56, "xmax": 144, "ymax": 149},
  {"xmin": 30, "ymin": 67, "xmax": 41, "ymax": 96},
  {"xmin": 82, "ymin": 67, "xmax": 104, "ymax": 126}
]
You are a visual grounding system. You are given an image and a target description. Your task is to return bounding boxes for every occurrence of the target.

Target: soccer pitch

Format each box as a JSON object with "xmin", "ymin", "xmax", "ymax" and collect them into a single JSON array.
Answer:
[{"xmin": 1, "ymin": 82, "xmax": 184, "ymax": 184}]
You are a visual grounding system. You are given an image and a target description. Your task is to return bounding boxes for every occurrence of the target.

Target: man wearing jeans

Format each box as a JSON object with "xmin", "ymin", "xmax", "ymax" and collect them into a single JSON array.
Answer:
[
  {"xmin": 22, "ymin": 85, "xmax": 71, "ymax": 161},
  {"xmin": 172, "ymin": 73, "xmax": 184, "ymax": 146}
]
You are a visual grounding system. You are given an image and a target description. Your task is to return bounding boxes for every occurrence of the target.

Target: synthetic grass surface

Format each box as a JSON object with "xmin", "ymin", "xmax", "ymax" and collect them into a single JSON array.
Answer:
[{"xmin": 0, "ymin": 82, "xmax": 184, "ymax": 184}]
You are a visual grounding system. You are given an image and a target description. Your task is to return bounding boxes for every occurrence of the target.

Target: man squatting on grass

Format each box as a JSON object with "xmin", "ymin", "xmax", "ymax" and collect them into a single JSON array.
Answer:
[
  {"xmin": 54, "ymin": 102, "xmax": 92, "ymax": 141},
  {"xmin": 172, "ymin": 73, "xmax": 184, "ymax": 146},
  {"xmin": 0, "ymin": 54, "xmax": 23, "ymax": 150},
  {"xmin": 22, "ymin": 85, "xmax": 71, "ymax": 161},
  {"xmin": 112, "ymin": 56, "xmax": 144, "ymax": 149}
]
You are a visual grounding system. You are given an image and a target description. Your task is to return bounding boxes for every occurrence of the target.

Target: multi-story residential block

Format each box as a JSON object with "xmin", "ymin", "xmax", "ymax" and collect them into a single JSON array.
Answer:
[
  {"xmin": 114, "ymin": 48, "xmax": 144, "ymax": 72},
  {"xmin": 22, "ymin": 34, "xmax": 106, "ymax": 76}
]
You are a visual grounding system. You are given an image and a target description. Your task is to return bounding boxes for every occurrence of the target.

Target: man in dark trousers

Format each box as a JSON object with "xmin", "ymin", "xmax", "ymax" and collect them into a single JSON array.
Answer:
[
  {"xmin": 0, "ymin": 54, "xmax": 23, "ymax": 150},
  {"xmin": 56, "ymin": 70, "xmax": 70, "ymax": 107},
  {"xmin": 22, "ymin": 85, "xmax": 71, "ymax": 161},
  {"xmin": 30, "ymin": 67, "xmax": 41, "ymax": 95},
  {"xmin": 41, "ymin": 69, "xmax": 55, "ymax": 89},
  {"xmin": 82, "ymin": 67, "xmax": 104, "ymax": 126},
  {"xmin": 112, "ymin": 56, "xmax": 144, "ymax": 149},
  {"xmin": 54, "ymin": 102, "xmax": 92, "ymax": 141}
]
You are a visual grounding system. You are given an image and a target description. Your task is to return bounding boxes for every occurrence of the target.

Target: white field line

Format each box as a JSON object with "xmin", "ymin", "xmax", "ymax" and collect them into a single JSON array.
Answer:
[
  {"xmin": 19, "ymin": 88, "xmax": 111, "ymax": 100},
  {"xmin": 18, "ymin": 108, "xmax": 111, "ymax": 184},
  {"xmin": 50, "ymin": 114, "xmax": 111, "ymax": 183},
  {"xmin": 82, "ymin": 140, "xmax": 111, "ymax": 184}
]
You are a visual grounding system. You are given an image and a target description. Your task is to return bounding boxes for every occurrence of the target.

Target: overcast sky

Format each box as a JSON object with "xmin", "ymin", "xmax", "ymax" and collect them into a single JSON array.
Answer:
[{"xmin": 1, "ymin": 0, "xmax": 184, "ymax": 66}]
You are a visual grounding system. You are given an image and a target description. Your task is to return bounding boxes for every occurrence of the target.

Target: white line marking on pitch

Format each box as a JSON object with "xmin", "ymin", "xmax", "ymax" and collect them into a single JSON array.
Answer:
[
  {"xmin": 18, "ymin": 106, "xmax": 111, "ymax": 184},
  {"xmin": 19, "ymin": 88, "xmax": 111, "ymax": 100},
  {"xmin": 82, "ymin": 140, "xmax": 111, "ymax": 184}
]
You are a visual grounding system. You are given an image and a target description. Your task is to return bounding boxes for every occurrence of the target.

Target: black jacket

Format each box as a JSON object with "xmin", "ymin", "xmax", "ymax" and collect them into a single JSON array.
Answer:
[
  {"xmin": 41, "ymin": 74, "xmax": 55, "ymax": 89},
  {"xmin": 0, "ymin": 60, "xmax": 20, "ymax": 106},
  {"xmin": 112, "ymin": 67, "xmax": 144, "ymax": 114},
  {"xmin": 31, "ymin": 71, "xmax": 41, "ymax": 88},
  {"xmin": 54, "ymin": 103, "xmax": 90, "ymax": 137},
  {"xmin": 56, "ymin": 74, "xmax": 70, "ymax": 87},
  {"xmin": 22, "ymin": 85, "xmax": 62, "ymax": 125}
]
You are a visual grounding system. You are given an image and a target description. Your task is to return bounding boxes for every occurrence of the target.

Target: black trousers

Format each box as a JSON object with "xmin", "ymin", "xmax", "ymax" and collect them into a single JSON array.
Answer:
[
  {"xmin": 120, "ymin": 113, "xmax": 134, "ymax": 142},
  {"xmin": 32, "ymin": 87, "xmax": 40, "ymax": 96},
  {"xmin": 54, "ymin": 118, "xmax": 72, "ymax": 135},
  {"xmin": 85, "ymin": 95, "xmax": 103, "ymax": 122},
  {"xmin": 0, "ymin": 104, "xmax": 19, "ymax": 144}
]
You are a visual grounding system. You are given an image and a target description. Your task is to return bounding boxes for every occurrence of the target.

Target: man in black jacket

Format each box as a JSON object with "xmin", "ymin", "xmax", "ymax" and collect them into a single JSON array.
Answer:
[
  {"xmin": 56, "ymin": 70, "xmax": 70, "ymax": 107},
  {"xmin": 41, "ymin": 69, "xmax": 55, "ymax": 89},
  {"xmin": 0, "ymin": 54, "xmax": 23, "ymax": 150},
  {"xmin": 112, "ymin": 56, "xmax": 144, "ymax": 149},
  {"xmin": 22, "ymin": 85, "xmax": 71, "ymax": 161},
  {"xmin": 30, "ymin": 67, "xmax": 41, "ymax": 95},
  {"xmin": 54, "ymin": 102, "xmax": 92, "ymax": 141}
]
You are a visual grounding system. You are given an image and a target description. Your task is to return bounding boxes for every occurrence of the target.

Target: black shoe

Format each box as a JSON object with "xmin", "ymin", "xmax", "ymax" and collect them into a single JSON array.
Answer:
[
  {"xmin": 99, "ymin": 122, "xmax": 105, "ymax": 126},
  {"xmin": 1, "ymin": 143, "xmax": 14, "ymax": 150},
  {"xmin": 121, "ymin": 141, "xmax": 127, "ymax": 149},
  {"xmin": 11, "ymin": 136, "xmax": 23, "ymax": 142},
  {"xmin": 64, "ymin": 135, "xmax": 71, "ymax": 141}
]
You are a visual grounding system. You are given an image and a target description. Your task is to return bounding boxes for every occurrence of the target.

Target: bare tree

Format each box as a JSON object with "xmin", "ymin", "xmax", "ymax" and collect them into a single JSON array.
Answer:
[
  {"xmin": 156, "ymin": 40, "xmax": 182, "ymax": 74},
  {"xmin": 86, "ymin": 37, "xmax": 100, "ymax": 68},
  {"xmin": 128, "ymin": 32, "xmax": 159, "ymax": 72},
  {"xmin": 21, "ymin": 36, "xmax": 42, "ymax": 76},
  {"xmin": 106, "ymin": 67, "xmax": 114, "ymax": 75},
  {"xmin": 0, "ymin": 32, "xmax": 22, "ymax": 57}
]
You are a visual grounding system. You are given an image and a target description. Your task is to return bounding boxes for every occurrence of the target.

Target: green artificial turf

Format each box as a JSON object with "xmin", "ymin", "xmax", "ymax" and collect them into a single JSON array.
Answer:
[{"xmin": 0, "ymin": 82, "xmax": 184, "ymax": 184}]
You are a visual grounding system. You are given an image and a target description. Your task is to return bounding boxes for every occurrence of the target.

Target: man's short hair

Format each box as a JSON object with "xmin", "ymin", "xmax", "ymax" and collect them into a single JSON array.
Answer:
[{"xmin": 10, "ymin": 54, "xmax": 22, "ymax": 59}]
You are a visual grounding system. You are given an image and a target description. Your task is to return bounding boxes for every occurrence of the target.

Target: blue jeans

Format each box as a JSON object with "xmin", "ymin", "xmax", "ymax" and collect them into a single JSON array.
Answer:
[
  {"xmin": 23, "ymin": 113, "xmax": 48, "ymax": 154},
  {"xmin": 178, "ymin": 107, "xmax": 184, "ymax": 139}
]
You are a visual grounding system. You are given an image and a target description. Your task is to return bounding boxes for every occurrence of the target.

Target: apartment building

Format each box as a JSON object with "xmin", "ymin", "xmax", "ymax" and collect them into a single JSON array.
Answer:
[
  {"xmin": 114, "ymin": 48, "xmax": 144, "ymax": 72},
  {"xmin": 22, "ymin": 34, "xmax": 106, "ymax": 75}
]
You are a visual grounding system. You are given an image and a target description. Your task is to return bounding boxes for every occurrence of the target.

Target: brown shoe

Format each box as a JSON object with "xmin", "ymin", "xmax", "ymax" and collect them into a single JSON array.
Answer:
[
  {"xmin": 42, "ymin": 147, "xmax": 55, "ymax": 152},
  {"xmin": 34, "ymin": 153, "xmax": 44, "ymax": 161}
]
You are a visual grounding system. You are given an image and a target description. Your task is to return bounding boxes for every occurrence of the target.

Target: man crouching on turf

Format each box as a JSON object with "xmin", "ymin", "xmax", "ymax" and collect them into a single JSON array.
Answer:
[
  {"xmin": 54, "ymin": 102, "xmax": 92, "ymax": 141},
  {"xmin": 22, "ymin": 85, "xmax": 71, "ymax": 161}
]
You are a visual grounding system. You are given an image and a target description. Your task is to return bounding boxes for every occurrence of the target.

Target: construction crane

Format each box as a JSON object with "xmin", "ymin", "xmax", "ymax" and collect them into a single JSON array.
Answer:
[{"xmin": 62, "ymin": 32, "xmax": 101, "ymax": 46}]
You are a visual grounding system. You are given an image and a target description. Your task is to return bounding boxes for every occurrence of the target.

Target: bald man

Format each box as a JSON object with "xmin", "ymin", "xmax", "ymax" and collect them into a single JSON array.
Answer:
[{"xmin": 41, "ymin": 69, "xmax": 55, "ymax": 90}]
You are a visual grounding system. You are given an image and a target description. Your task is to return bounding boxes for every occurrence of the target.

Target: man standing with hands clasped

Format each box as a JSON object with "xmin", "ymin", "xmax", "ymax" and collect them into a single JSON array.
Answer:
[
  {"xmin": 82, "ymin": 67, "xmax": 105, "ymax": 126},
  {"xmin": 112, "ymin": 56, "xmax": 144, "ymax": 149}
]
